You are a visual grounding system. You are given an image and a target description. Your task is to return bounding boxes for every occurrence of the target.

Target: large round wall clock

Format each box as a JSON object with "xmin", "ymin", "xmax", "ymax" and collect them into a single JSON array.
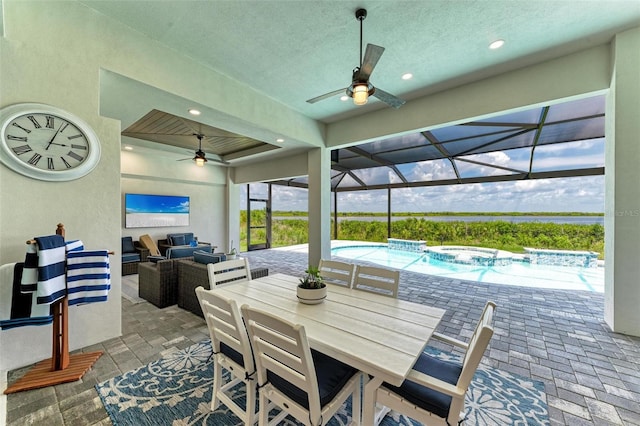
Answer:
[{"xmin": 0, "ymin": 103, "xmax": 101, "ymax": 181}]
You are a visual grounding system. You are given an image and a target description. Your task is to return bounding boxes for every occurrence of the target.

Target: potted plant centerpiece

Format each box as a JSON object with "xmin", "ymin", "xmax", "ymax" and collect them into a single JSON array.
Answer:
[
  {"xmin": 296, "ymin": 266, "xmax": 327, "ymax": 304},
  {"xmin": 227, "ymin": 240, "xmax": 237, "ymax": 260}
]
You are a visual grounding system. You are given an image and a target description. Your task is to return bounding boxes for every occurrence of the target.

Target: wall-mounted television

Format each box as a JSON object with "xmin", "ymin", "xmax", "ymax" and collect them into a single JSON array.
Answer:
[{"xmin": 125, "ymin": 193, "xmax": 190, "ymax": 228}]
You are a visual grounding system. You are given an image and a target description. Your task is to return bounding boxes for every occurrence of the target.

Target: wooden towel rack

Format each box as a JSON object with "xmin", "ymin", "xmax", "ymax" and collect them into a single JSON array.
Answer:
[{"xmin": 4, "ymin": 223, "xmax": 109, "ymax": 394}]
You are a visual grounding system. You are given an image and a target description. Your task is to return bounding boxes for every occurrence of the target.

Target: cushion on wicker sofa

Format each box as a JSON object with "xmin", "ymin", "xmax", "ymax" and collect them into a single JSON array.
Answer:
[
  {"xmin": 193, "ymin": 250, "xmax": 226, "ymax": 264},
  {"xmin": 166, "ymin": 245, "xmax": 212, "ymax": 259},
  {"xmin": 121, "ymin": 237, "xmax": 140, "ymax": 263}
]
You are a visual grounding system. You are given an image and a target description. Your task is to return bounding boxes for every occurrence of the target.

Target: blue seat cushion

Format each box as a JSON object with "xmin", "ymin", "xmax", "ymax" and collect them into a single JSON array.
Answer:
[
  {"xmin": 121, "ymin": 236, "xmax": 136, "ymax": 254},
  {"xmin": 122, "ymin": 252, "xmax": 141, "ymax": 263},
  {"xmin": 383, "ymin": 353, "xmax": 462, "ymax": 419},
  {"xmin": 194, "ymin": 250, "xmax": 226, "ymax": 265},
  {"xmin": 267, "ymin": 349, "xmax": 357, "ymax": 410},
  {"xmin": 166, "ymin": 245, "xmax": 212, "ymax": 259}
]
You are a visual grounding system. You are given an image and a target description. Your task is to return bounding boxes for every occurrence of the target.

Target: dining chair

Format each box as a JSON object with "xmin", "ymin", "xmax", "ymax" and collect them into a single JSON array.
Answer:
[
  {"xmin": 208, "ymin": 257, "xmax": 252, "ymax": 286},
  {"xmin": 241, "ymin": 304, "xmax": 363, "ymax": 426},
  {"xmin": 318, "ymin": 259, "xmax": 355, "ymax": 288},
  {"xmin": 367, "ymin": 301, "xmax": 497, "ymax": 426},
  {"xmin": 352, "ymin": 265, "xmax": 400, "ymax": 298},
  {"xmin": 195, "ymin": 286, "xmax": 258, "ymax": 425}
]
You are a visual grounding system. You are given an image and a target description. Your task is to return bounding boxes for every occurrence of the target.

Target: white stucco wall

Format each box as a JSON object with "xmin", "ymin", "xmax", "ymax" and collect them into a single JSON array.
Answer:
[{"xmin": 121, "ymin": 147, "xmax": 227, "ymax": 249}]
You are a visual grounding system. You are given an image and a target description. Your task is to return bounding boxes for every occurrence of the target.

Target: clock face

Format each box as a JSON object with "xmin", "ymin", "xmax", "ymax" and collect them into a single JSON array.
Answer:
[{"xmin": 0, "ymin": 104, "xmax": 101, "ymax": 181}]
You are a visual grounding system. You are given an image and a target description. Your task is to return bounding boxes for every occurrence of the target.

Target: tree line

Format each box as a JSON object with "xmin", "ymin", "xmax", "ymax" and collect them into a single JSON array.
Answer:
[{"xmin": 240, "ymin": 211, "xmax": 604, "ymax": 258}]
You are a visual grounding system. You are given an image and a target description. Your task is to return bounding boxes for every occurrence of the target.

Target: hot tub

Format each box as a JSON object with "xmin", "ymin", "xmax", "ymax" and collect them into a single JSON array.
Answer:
[{"xmin": 426, "ymin": 245, "xmax": 514, "ymax": 267}]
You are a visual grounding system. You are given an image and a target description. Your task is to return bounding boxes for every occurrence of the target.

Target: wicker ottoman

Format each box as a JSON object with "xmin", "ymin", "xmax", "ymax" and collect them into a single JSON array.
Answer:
[{"xmin": 177, "ymin": 259, "xmax": 268, "ymax": 317}]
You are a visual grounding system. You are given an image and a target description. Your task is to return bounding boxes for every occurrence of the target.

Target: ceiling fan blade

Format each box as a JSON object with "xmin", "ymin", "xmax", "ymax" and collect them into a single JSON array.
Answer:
[
  {"xmin": 306, "ymin": 88, "xmax": 348, "ymax": 104},
  {"xmin": 372, "ymin": 87, "xmax": 406, "ymax": 109},
  {"xmin": 358, "ymin": 44, "xmax": 385, "ymax": 81}
]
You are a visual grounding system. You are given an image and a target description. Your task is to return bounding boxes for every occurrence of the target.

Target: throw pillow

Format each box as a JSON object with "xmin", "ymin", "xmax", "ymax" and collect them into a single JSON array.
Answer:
[{"xmin": 170, "ymin": 234, "xmax": 187, "ymax": 246}]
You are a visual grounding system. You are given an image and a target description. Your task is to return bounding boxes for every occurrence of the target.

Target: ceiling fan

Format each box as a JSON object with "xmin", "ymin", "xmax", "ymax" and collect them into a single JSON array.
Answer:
[
  {"xmin": 306, "ymin": 8, "xmax": 406, "ymax": 109},
  {"xmin": 178, "ymin": 133, "xmax": 227, "ymax": 166}
]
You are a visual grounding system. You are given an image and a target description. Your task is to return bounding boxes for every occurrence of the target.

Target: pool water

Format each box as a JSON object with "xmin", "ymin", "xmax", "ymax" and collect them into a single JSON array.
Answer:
[{"xmin": 331, "ymin": 245, "xmax": 604, "ymax": 292}]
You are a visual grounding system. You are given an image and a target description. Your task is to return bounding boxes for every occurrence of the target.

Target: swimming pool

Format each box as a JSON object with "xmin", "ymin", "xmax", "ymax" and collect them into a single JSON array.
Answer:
[{"xmin": 331, "ymin": 244, "xmax": 604, "ymax": 292}]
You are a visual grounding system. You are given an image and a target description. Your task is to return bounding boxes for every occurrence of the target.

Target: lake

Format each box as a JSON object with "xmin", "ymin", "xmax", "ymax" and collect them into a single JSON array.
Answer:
[{"xmin": 273, "ymin": 215, "xmax": 604, "ymax": 225}]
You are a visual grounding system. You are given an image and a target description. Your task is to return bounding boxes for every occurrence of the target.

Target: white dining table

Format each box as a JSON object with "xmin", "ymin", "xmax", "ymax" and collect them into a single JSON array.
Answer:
[{"xmin": 209, "ymin": 273, "xmax": 446, "ymax": 425}]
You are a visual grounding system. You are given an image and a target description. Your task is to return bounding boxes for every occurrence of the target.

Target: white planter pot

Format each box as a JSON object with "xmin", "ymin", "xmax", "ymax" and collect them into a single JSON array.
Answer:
[
  {"xmin": 296, "ymin": 284, "xmax": 327, "ymax": 304},
  {"xmin": 226, "ymin": 253, "xmax": 237, "ymax": 260}
]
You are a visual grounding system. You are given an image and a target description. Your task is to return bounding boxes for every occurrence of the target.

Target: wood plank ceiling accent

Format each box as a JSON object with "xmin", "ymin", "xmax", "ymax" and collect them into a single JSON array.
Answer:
[{"xmin": 122, "ymin": 109, "xmax": 277, "ymax": 159}]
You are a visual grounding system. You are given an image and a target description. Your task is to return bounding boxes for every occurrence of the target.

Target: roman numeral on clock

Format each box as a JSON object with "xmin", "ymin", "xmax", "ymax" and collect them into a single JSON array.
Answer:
[
  {"xmin": 67, "ymin": 151, "xmax": 84, "ymax": 162},
  {"xmin": 12, "ymin": 144, "xmax": 32, "ymax": 155},
  {"xmin": 27, "ymin": 115, "xmax": 41, "ymax": 128},
  {"xmin": 48, "ymin": 157, "xmax": 55, "ymax": 170},
  {"xmin": 7, "ymin": 135, "xmax": 28, "ymax": 142},
  {"xmin": 28, "ymin": 153, "xmax": 42, "ymax": 165},
  {"xmin": 70, "ymin": 144, "xmax": 87, "ymax": 150},
  {"xmin": 11, "ymin": 122, "xmax": 31, "ymax": 133},
  {"xmin": 61, "ymin": 156, "xmax": 72, "ymax": 168},
  {"xmin": 46, "ymin": 115, "xmax": 55, "ymax": 129}
]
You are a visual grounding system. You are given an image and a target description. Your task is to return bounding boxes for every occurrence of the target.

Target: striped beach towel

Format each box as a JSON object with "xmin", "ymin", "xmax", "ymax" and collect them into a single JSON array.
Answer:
[
  {"xmin": 0, "ymin": 263, "xmax": 53, "ymax": 330},
  {"xmin": 29, "ymin": 236, "xmax": 67, "ymax": 304},
  {"xmin": 66, "ymin": 250, "xmax": 111, "ymax": 306},
  {"xmin": 21, "ymin": 238, "xmax": 85, "ymax": 302}
]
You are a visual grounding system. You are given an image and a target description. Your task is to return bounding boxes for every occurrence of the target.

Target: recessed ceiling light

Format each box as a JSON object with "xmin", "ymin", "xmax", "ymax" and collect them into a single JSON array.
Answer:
[
  {"xmin": 340, "ymin": 95, "xmax": 349, "ymax": 101},
  {"xmin": 401, "ymin": 73, "xmax": 413, "ymax": 80},
  {"xmin": 489, "ymin": 39, "xmax": 505, "ymax": 50},
  {"xmin": 123, "ymin": 146, "xmax": 133, "ymax": 151},
  {"xmin": 188, "ymin": 108, "xmax": 201, "ymax": 116},
  {"xmin": 276, "ymin": 138, "xmax": 284, "ymax": 143}
]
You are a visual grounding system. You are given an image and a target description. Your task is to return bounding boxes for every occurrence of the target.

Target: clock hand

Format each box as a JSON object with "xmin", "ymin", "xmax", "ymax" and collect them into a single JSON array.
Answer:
[
  {"xmin": 45, "ymin": 122, "xmax": 66, "ymax": 150},
  {"xmin": 48, "ymin": 142, "xmax": 68, "ymax": 147}
]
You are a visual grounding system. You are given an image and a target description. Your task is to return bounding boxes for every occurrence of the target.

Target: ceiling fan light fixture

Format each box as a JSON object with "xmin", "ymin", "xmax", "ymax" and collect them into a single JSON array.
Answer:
[
  {"xmin": 353, "ymin": 83, "xmax": 369, "ymax": 105},
  {"xmin": 195, "ymin": 157, "xmax": 205, "ymax": 167}
]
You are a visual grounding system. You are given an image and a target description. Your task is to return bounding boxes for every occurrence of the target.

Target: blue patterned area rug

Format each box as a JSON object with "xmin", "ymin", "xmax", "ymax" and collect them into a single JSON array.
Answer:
[{"xmin": 96, "ymin": 340, "xmax": 549, "ymax": 425}]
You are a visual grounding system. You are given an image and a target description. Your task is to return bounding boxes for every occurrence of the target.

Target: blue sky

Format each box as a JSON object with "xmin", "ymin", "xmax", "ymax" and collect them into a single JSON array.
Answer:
[
  {"xmin": 242, "ymin": 174, "xmax": 604, "ymax": 213},
  {"xmin": 242, "ymin": 137, "xmax": 605, "ymax": 213}
]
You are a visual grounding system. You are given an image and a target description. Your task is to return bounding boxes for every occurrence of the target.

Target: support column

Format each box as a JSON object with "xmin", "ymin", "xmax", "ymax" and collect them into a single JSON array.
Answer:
[
  {"xmin": 605, "ymin": 27, "xmax": 640, "ymax": 337},
  {"xmin": 227, "ymin": 168, "xmax": 240, "ymax": 254},
  {"xmin": 307, "ymin": 148, "xmax": 331, "ymax": 268}
]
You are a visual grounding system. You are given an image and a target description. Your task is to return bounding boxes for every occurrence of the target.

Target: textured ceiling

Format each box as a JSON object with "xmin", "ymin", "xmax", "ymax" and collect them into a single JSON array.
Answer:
[
  {"xmin": 82, "ymin": 0, "xmax": 640, "ymax": 123},
  {"xmin": 86, "ymin": 1, "xmax": 638, "ymax": 172}
]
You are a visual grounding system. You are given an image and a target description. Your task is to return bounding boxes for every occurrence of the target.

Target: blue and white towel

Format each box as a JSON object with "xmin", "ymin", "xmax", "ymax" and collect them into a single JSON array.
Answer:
[
  {"xmin": 66, "ymin": 250, "xmax": 111, "ymax": 306},
  {"xmin": 25, "ymin": 236, "xmax": 68, "ymax": 304},
  {"xmin": 0, "ymin": 263, "xmax": 52, "ymax": 330},
  {"xmin": 65, "ymin": 239, "xmax": 84, "ymax": 253},
  {"xmin": 21, "ymin": 238, "xmax": 85, "ymax": 302}
]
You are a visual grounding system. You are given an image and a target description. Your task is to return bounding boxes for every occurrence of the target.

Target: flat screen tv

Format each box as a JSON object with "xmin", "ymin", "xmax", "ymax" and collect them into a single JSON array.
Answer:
[{"xmin": 125, "ymin": 193, "xmax": 190, "ymax": 228}]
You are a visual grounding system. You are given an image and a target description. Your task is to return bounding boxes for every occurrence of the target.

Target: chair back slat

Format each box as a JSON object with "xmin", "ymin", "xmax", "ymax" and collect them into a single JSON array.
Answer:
[
  {"xmin": 208, "ymin": 258, "xmax": 251, "ymax": 286},
  {"xmin": 318, "ymin": 259, "xmax": 355, "ymax": 288},
  {"xmin": 353, "ymin": 265, "xmax": 400, "ymax": 298},
  {"xmin": 458, "ymin": 301, "xmax": 496, "ymax": 387}
]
